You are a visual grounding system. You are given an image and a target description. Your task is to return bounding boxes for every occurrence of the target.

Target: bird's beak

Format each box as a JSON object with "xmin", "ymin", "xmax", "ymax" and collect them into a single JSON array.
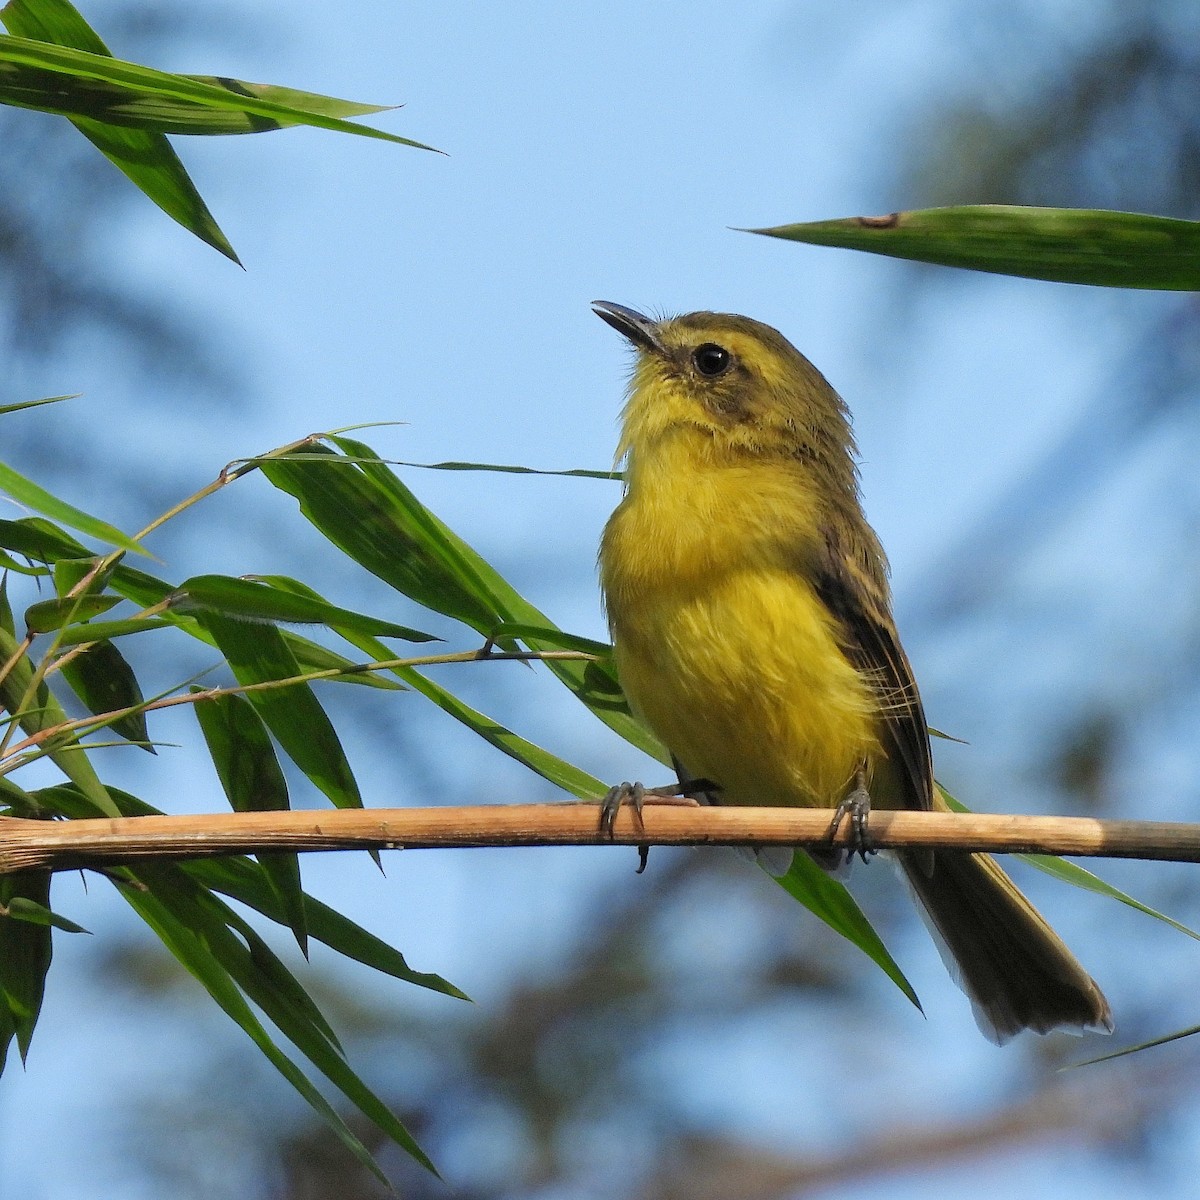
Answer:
[{"xmin": 592, "ymin": 301, "xmax": 666, "ymax": 356}]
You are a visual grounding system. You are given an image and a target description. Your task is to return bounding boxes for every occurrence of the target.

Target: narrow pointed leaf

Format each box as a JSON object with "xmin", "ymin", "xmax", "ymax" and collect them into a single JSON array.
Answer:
[
  {"xmin": 191, "ymin": 857, "xmax": 470, "ymax": 1000},
  {"xmin": 193, "ymin": 688, "xmax": 307, "ymax": 954},
  {"xmin": 936, "ymin": 787, "xmax": 1200, "ymax": 939},
  {"xmin": 0, "ymin": 573, "xmax": 12, "ymax": 635},
  {"xmin": 0, "ymin": 394, "xmax": 78, "ymax": 416},
  {"xmin": 773, "ymin": 853, "xmax": 921, "ymax": 1008},
  {"xmin": 340, "ymin": 623, "xmax": 609, "ymax": 798},
  {"xmin": 52, "ymin": 616, "xmax": 171, "ymax": 644},
  {"xmin": 2, "ymin": 897, "xmax": 90, "ymax": 934},
  {"xmin": 262, "ymin": 438, "xmax": 666, "ymax": 762},
  {"xmin": 0, "ymin": 35, "xmax": 438, "ymax": 150},
  {"xmin": 0, "ymin": 2, "xmax": 237, "ymax": 260},
  {"xmin": 1077, "ymin": 1024, "xmax": 1200, "ymax": 1067},
  {"xmin": 482, "ymin": 622, "xmax": 611, "ymax": 657},
  {"xmin": 748, "ymin": 205, "xmax": 1200, "ymax": 290},
  {"xmin": 174, "ymin": 574, "xmax": 436, "ymax": 642},
  {"xmin": 36, "ymin": 780, "xmax": 465, "ymax": 1000},
  {"xmin": 24, "ymin": 593, "xmax": 121, "ymax": 631},
  {"xmin": 0, "ymin": 624, "xmax": 119, "ymax": 815},
  {"xmin": 397, "ymin": 459, "xmax": 620, "ymax": 481},
  {"xmin": 0, "ymin": 461, "xmax": 143, "ymax": 553},
  {"xmin": 0, "ymin": 516, "xmax": 91, "ymax": 563},
  {"xmin": 57, "ymin": 639, "xmax": 151, "ymax": 750},
  {"xmin": 0, "ymin": 872, "xmax": 53, "ymax": 1067},
  {"xmin": 198, "ymin": 612, "xmax": 361, "ymax": 810},
  {"xmin": 115, "ymin": 867, "xmax": 422, "ymax": 1180},
  {"xmin": 1021, "ymin": 854, "xmax": 1200, "ymax": 941}
]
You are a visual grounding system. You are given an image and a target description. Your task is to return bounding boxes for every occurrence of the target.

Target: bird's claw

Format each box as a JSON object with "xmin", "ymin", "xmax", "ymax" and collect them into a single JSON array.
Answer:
[
  {"xmin": 600, "ymin": 782, "xmax": 649, "ymax": 872},
  {"xmin": 829, "ymin": 783, "xmax": 875, "ymax": 865},
  {"xmin": 600, "ymin": 781, "xmax": 646, "ymax": 836}
]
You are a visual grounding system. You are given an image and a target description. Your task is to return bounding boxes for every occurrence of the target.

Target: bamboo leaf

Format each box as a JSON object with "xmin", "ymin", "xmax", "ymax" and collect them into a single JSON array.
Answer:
[
  {"xmin": 116, "ymin": 865, "xmax": 428, "ymax": 1179},
  {"xmin": 397, "ymin": 459, "xmax": 620, "ymax": 481},
  {"xmin": 0, "ymin": 0, "xmax": 237, "ymax": 260},
  {"xmin": 938, "ymin": 787, "xmax": 1200, "ymax": 938},
  {"xmin": 0, "ymin": 872, "xmax": 53, "ymax": 1068},
  {"xmin": 193, "ymin": 689, "xmax": 307, "ymax": 954},
  {"xmin": 0, "ymin": 34, "xmax": 438, "ymax": 150},
  {"xmin": 52, "ymin": 616, "xmax": 172, "ymax": 644},
  {"xmin": 262, "ymin": 438, "xmax": 667, "ymax": 763},
  {"xmin": 58, "ymin": 639, "xmax": 152, "ymax": 750},
  {"xmin": 773, "ymin": 853, "xmax": 922, "ymax": 1009},
  {"xmin": 174, "ymin": 573, "xmax": 437, "ymax": 642},
  {"xmin": 24, "ymin": 593, "xmax": 121, "ymax": 631},
  {"xmin": 0, "ymin": 461, "xmax": 143, "ymax": 553},
  {"xmin": 198, "ymin": 612, "xmax": 362, "ymax": 811},
  {"xmin": 36, "ymin": 781, "xmax": 466, "ymax": 1001},
  {"xmin": 747, "ymin": 205, "xmax": 1200, "ymax": 290},
  {"xmin": 0, "ymin": 393, "xmax": 78, "ymax": 416},
  {"xmin": 0, "ymin": 624, "xmax": 119, "ymax": 815},
  {"xmin": 2, "ymin": 896, "xmax": 90, "ymax": 934}
]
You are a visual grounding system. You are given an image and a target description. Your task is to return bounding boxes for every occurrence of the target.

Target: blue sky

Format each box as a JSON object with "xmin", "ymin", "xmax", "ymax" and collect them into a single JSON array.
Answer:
[{"xmin": 3, "ymin": 2, "xmax": 1195, "ymax": 1196}]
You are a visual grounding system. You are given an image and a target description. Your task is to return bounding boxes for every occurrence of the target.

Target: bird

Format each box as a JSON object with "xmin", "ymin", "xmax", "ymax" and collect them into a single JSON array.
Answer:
[{"xmin": 593, "ymin": 299, "xmax": 1112, "ymax": 1044}]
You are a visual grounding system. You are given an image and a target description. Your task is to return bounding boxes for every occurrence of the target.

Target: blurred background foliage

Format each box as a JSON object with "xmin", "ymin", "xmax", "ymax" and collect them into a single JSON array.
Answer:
[{"xmin": 3, "ymin": 1, "xmax": 1200, "ymax": 1197}]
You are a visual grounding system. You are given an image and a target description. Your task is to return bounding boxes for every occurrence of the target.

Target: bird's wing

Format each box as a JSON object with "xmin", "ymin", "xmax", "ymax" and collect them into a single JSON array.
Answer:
[{"xmin": 811, "ymin": 538, "xmax": 935, "ymax": 814}]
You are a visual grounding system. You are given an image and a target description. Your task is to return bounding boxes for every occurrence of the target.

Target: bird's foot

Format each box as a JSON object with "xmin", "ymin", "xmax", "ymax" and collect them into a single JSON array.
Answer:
[
  {"xmin": 828, "ymin": 774, "xmax": 875, "ymax": 865},
  {"xmin": 599, "ymin": 780, "xmax": 710, "ymax": 874}
]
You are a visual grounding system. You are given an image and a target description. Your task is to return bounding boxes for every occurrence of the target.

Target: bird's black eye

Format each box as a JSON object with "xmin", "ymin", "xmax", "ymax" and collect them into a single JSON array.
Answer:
[{"xmin": 692, "ymin": 343, "xmax": 731, "ymax": 377}]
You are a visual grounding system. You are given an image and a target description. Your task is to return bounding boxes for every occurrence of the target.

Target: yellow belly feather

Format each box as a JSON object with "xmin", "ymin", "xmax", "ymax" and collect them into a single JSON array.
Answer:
[{"xmin": 601, "ymin": 435, "xmax": 881, "ymax": 810}]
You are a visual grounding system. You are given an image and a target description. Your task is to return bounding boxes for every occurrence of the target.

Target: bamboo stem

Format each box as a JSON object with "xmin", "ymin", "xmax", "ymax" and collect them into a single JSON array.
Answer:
[{"xmin": 1, "ymin": 804, "xmax": 1198, "ymax": 875}]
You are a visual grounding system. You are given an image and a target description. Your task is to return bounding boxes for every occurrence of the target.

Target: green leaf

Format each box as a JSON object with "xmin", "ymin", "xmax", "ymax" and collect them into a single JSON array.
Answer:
[
  {"xmin": 935, "ymin": 786, "xmax": 1200, "ymax": 939},
  {"xmin": 0, "ymin": 461, "xmax": 144, "ymax": 553},
  {"xmin": 2, "ymin": 896, "xmax": 90, "ymax": 934},
  {"xmin": 747, "ymin": 205, "xmax": 1200, "ymax": 290},
  {"xmin": 0, "ymin": 1, "xmax": 237, "ymax": 260},
  {"xmin": 0, "ymin": 34, "xmax": 439, "ymax": 150},
  {"xmin": 0, "ymin": 393, "xmax": 78, "ymax": 416},
  {"xmin": 396, "ymin": 459, "xmax": 620, "ymax": 481},
  {"xmin": 192, "ymin": 857, "xmax": 470, "ymax": 1001},
  {"xmin": 262, "ymin": 438, "xmax": 667, "ymax": 764},
  {"xmin": 51, "ymin": 554, "xmax": 117, "ymax": 596},
  {"xmin": 37, "ymin": 779, "xmax": 466, "ymax": 1001},
  {"xmin": 0, "ymin": 773, "xmax": 37, "ymax": 814},
  {"xmin": 0, "ymin": 872, "xmax": 53, "ymax": 1068},
  {"xmin": 773, "ymin": 853, "xmax": 922, "ymax": 1010},
  {"xmin": 198, "ymin": 612, "xmax": 362, "ymax": 811},
  {"xmin": 0, "ymin": 516, "xmax": 91, "ymax": 563},
  {"xmin": 193, "ymin": 689, "xmax": 307, "ymax": 954},
  {"xmin": 57, "ymin": 639, "xmax": 151, "ymax": 750},
  {"xmin": 51, "ymin": 615, "xmax": 171, "ymax": 645},
  {"xmin": 0, "ymin": 624, "xmax": 119, "ymax": 815},
  {"xmin": 24, "ymin": 593, "xmax": 121, "ymax": 631},
  {"xmin": 482, "ymin": 621, "xmax": 612, "ymax": 657},
  {"xmin": 1075, "ymin": 1023, "xmax": 1200, "ymax": 1067},
  {"xmin": 0, "ymin": 572, "xmax": 13, "ymax": 635},
  {"xmin": 282, "ymin": 634, "xmax": 407, "ymax": 691},
  {"xmin": 260, "ymin": 442, "xmax": 510, "ymax": 634},
  {"xmin": 1, "ymin": 0, "xmax": 109, "ymax": 55},
  {"xmin": 1021, "ymin": 854, "xmax": 1200, "ymax": 941},
  {"xmin": 116, "ymin": 864, "xmax": 430, "ymax": 1179},
  {"xmin": 173, "ymin": 574, "xmax": 437, "ymax": 642},
  {"xmin": 338, "ymin": 622, "xmax": 610, "ymax": 798}
]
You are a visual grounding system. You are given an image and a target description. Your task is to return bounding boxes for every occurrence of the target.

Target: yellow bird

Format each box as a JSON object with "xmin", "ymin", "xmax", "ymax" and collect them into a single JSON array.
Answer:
[{"xmin": 593, "ymin": 300, "xmax": 1112, "ymax": 1043}]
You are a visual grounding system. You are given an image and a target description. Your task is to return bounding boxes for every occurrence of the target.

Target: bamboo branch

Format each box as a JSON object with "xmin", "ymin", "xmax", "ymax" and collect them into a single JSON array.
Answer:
[{"xmin": 1, "ymin": 804, "xmax": 1199, "ymax": 875}]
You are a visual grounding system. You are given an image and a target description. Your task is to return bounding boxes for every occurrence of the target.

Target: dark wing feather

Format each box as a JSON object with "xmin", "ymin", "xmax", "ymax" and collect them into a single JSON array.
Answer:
[{"xmin": 811, "ymin": 534, "xmax": 935, "ymax": 814}]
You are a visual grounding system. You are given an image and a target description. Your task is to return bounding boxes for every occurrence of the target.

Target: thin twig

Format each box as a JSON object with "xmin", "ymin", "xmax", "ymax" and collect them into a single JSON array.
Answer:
[
  {"xmin": 1, "ymin": 805, "xmax": 1199, "ymax": 875},
  {"xmin": 0, "ymin": 649, "xmax": 595, "ymax": 763}
]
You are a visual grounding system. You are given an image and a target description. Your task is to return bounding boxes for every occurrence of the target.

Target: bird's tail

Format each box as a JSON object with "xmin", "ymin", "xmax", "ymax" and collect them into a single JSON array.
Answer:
[{"xmin": 898, "ymin": 844, "xmax": 1112, "ymax": 1045}]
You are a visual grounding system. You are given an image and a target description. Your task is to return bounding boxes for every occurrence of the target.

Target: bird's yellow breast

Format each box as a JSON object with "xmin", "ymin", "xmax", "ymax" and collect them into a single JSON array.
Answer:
[{"xmin": 600, "ymin": 432, "xmax": 881, "ymax": 809}]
